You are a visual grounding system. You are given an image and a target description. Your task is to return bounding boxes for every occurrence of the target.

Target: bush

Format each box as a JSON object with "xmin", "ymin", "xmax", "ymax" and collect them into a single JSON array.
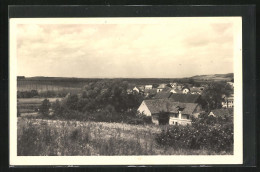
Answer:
[
  {"xmin": 39, "ymin": 99, "xmax": 51, "ymax": 116},
  {"xmin": 17, "ymin": 90, "xmax": 39, "ymax": 98},
  {"xmin": 155, "ymin": 121, "xmax": 233, "ymax": 153}
]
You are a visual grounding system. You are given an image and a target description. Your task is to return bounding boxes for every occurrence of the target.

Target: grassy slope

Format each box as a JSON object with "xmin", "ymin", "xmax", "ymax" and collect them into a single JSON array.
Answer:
[
  {"xmin": 190, "ymin": 73, "xmax": 233, "ymax": 81},
  {"xmin": 17, "ymin": 118, "xmax": 228, "ymax": 156}
]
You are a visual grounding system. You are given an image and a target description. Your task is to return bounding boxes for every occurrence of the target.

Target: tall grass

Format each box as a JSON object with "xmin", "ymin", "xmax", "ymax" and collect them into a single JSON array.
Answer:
[{"xmin": 17, "ymin": 118, "xmax": 231, "ymax": 156}]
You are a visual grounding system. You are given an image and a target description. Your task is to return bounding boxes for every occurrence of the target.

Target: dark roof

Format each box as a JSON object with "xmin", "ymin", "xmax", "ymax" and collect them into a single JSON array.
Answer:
[
  {"xmin": 154, "ymin": 92, "xmax": 172, "ymax": 99},
  {"xmin": 143, "ymin": 99, "xmax": 198, "ymax": 115},
  {"xmin": 144, "ymin": 88, "xmax": 157, "ymax": 94},
  {"xmin": 210, "ymin": 109, "xmax": 233, "ymax": 117},
  {"xmin": 169, "ymin": 93, "xmax": 201, "ymax": 103},
  {"xmin": 190, "ymin": 87, "xmax": 202, "ymax": 93},
  {"xmin": 162, "ymin": 87, "xmax": 172, "ymax": 92}
]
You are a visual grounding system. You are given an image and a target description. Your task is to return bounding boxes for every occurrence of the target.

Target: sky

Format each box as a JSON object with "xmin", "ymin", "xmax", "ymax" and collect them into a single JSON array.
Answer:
[{"xmin": 16, "ymin": 18, "xmax": 238, "ymax": 78}]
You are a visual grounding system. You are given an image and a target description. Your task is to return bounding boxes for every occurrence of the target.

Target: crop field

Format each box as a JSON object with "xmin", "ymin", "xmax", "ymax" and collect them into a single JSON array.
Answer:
[
  {"xmin": 17, "ymin": 98, "xmax": 63, "ymax": 115},
  {"xmin": 18, "ymin": 98, "xmax": 63, "ymax": 104},
  {"xmin": 17, "ymin": 118, "xmax": 229, "ymax": 156},
  {"xmin": 191, "ymin": 73, "xmax": 233, "ymax": 82}
]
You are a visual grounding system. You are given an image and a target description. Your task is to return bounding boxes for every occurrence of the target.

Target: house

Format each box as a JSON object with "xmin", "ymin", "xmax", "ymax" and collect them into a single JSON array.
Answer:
[
  {"xmin": 137, "ymin": 99, "xmax": 202, "ymax": 125},
  {"xmin": 157, "ymin": 84, "xmax": 167, "ymax": 92},
  {"xmin": 138, "ymin": 86, "xmax": 145, "ymax": 91},
  {"xmin": 222, "ymin": 94, "xmax": 234, "ymax": 108},
  {"xmin": 154, "ymin": 92, "xmax": 172, "ymax": 99},
  {"xmin": 145, "ymin": 85, "xmax": 153, "ymax": 90},
  {"xmin": 170, "ymin": 82, "xmax": 178, "ymax": 88},
  {"xmin": 177, "ymin": 85, "xmax": 184, "ymax": 90},
  {"xmin": 182, "ymin": 87, "xmax": 190, "ymax": 94},
  {"xmin": 169, "ymin": 93, "xmax": 201, "ymax": 103},
  {"xmin": 170, "ymin": 82, "xmax": 183, "ymax": 89},
  {"xmin": 190, "ymin": 87, "xmax": 203, "ymax": 95},
  {"xmin": 133, "ymin": 86, "xmax": 140, "ymax": 93},
  {"xmin": 144, "ymin": 88, "xmax": 157, "ymax": 98},
  {"xmin": 208, "ymin": 109, "xmax": 233, "ymax": 119},
  {"xmin": 127, "ymin": 86, "xmax": 140, "ymax": 94},
  {"xmin": 170, "ymin": 89, "xmax": 183, "ymax": 94}
]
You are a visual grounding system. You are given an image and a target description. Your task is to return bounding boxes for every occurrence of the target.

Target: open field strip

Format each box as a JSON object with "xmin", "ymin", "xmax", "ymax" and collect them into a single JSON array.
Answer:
[{"xmin": 17, "ymin": 117, "xmax": 227, "ymax": 156}]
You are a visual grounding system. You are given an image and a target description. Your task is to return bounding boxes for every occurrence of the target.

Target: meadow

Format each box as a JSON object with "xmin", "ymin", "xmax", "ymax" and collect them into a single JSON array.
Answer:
[
  {"xmin": 17, "ymin": 98, "xmax": 62, "ymax": 115},
  {"xmin": 17, "ymin": 117, "xmax": 230, "ymax": 156}
]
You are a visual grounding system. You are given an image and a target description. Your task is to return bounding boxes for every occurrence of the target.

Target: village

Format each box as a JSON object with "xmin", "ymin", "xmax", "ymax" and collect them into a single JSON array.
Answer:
[{"xmin": 128, "ymin": 81, "xmax": 234, "ymax": 126}]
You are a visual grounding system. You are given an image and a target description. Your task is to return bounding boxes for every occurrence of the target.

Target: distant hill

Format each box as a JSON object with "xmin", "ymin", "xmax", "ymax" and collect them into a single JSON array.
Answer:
[{"xmin": 190, "ymin": 73, "xmax": 233, "ymax": 82}]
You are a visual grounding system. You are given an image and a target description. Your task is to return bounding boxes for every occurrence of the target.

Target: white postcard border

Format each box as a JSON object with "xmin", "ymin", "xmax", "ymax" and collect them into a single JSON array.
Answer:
[{"xmin": 9, "ymin": 17, "xmax": 243, "ymax": 166}]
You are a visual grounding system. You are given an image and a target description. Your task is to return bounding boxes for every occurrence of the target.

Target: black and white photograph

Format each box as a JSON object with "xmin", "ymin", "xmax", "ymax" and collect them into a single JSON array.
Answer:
[{"xmin": 9, "ymin": 17, "xmax": 243, "ymax": 165}]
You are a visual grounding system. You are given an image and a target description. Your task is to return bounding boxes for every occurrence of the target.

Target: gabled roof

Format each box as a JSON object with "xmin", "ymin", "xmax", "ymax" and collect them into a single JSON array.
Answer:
[
  {"xmin": 162, "ymin": 86, "xmax": 172, "ymax": 92},
  {"xmin": 210, "ymin": 109, "xmax": 233, "ymax": 118},
  {"xmin": 144, "ymin": 88, "xmax": 157, "ymax": 94},
  {"xmin": 157, "ymin": 84, "xmax": 167, "ymax": 89},
  {"xmin": 169, "ymin": 93, "xmax": 201, "ymax": 103},
  {"xmin": 138, "ymin": 86, "xmax": 145, "ymax": 91},
  {"xmin": 154, "ymin": 92, "xmax": 172, "ymax": 99},
  {"xmin": 143, "ymin": 99, "xmax": 198, "ymax": 115},
  {"xmin": 182, "ymin": 87, "xmax": 190, "ymax": 91}
]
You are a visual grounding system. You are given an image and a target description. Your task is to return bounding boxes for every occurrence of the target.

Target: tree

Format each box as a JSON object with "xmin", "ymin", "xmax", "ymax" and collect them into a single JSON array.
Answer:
[
  {"xmin": 201, "ymin": 82, "xmax": 232, "ymax": 111},
  {"xmin": 39, "ymin": 99, "xmax": 51, "ymax": 116},
  {"xmin": 30, "ymin": 90, "xmax": 39, "ymax": 97},
  {"xmin": 52, "ymin": 99, "xmax": 62, "ymax": 116},
  {"xmin": 66, "ymin": 94, "xmax": 79, "ymax": 110}
]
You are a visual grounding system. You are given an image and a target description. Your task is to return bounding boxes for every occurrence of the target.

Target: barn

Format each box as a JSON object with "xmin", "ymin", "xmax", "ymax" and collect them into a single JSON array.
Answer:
[{"xmin": 137, "ymin": 99, "xmax": 202, "ymax": 125}]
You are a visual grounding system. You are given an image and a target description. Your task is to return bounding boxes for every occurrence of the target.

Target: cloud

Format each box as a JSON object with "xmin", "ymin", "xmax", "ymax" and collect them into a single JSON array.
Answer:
[{"xmin": 16, "ymin": 18, "xmax": 237, "ymax": 78}]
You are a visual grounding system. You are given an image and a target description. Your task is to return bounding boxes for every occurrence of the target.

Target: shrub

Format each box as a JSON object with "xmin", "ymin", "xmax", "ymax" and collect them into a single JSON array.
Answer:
[
  {"xmin": 155, "ymin": 121, "xmax": 233, "ymax": 153},
  {"xmin": 66, "ymin": 94, "xmax": 79, "ymax": 110},
  {"xmin": 39, "ymin": 99, "xmax": 51, "ymax": 116},
  {"xmin": 17, "ymin": 90, "xmax": 38, "ymax": 98}
]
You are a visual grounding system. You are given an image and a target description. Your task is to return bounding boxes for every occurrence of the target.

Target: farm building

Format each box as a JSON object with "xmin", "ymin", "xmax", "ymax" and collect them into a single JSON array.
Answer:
[
  {"xmin": 182, "ymin": 87, "xmax": 190, "ymax": 94},
  {"xmin": 190, "ymin": 87, "xmax": 203, "ymax": 95},
  {"xmin": 169, "ymin": 82, "xmax": 178, "ymax": 88},
  {"xmin": 154, "ymin": 91, "xmax": 172, "ymax": 99},
  {"xmin": 143, "ymin": 88, "xmax": 157, "ymax": 97},
  {"xmin": 137, "ymin": 99, "xmax": 202, "ymax": 125},
  {"xmin": 156, "ymin": 84, "xmax": 167, "ymax": 92},
  {"xmin": 169, "ymin": 93, "xmax": 202, "ymax": 103},
  {"xmin": 222, "ymin": 94, "xmax": 234, "ymax": 108},
  {"xmin": 170, "ymin": 89, "xmax": 183, "ymax": 94},
  {"xmin": 127, "ymin": 86, "xmax": 140, "ymax": 94},
  {"xmin": 154, "ymin": 93, "xmax": 202, "ymax": 103},
  {"xmin": 145, "ymin": 85, "xmax": 153, "ymax": 90}
]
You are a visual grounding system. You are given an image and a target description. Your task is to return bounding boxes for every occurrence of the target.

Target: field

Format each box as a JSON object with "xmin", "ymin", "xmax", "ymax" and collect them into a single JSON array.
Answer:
[
  {"xmin": 17, "ymin": 118, "xmax": 229, "ymax": 156},
  {"xmin": 18, "ymin": 98, "xmax": 62, "ymax": 115},
  {"xmin": 190, "ymin": 73, "xmax": 233, "ymax": 82}
]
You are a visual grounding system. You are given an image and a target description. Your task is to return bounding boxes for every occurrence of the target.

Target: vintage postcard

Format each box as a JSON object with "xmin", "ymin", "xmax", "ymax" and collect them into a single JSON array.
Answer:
[{"xmin": 9, "ymin": 17, "xmax": 242, "ymax": 165}]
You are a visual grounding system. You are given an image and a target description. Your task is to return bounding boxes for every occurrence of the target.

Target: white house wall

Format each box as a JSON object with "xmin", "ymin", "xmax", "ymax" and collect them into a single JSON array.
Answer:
[
  {"xmin": 137, "ymin": 101, "xmax": 152, "ymax": 116},
  {"xmin": 169, "ymin": 114, "xmax": 191, "ymax": 125}
]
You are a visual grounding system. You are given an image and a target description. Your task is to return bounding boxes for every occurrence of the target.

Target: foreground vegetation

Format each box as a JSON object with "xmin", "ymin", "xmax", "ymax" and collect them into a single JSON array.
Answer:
[
  {"xmin": 156, "ymin": 113, "xmax": 233, "ymax": 153},
  {"xmin": 17, "ymin": 118, "xmax": 232, "ymax": 156}
]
